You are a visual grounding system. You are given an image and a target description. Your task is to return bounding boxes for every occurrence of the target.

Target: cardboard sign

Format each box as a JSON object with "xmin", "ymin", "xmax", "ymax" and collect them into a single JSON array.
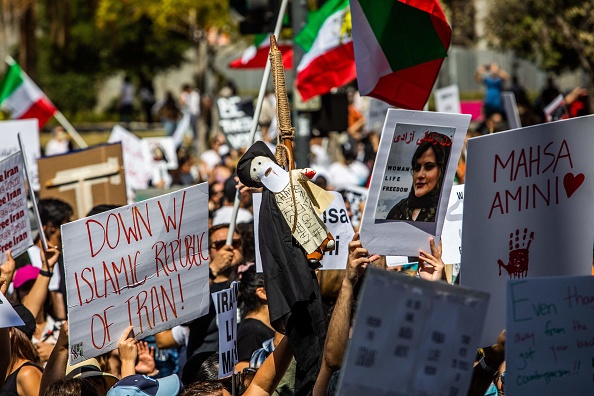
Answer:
[
  {"xmin": 217, "ymin": 96, "xmax": 260, "ymax": 149},
  {"xmin": 506, "ymin": 276, "xmax": 594, "ymax": 395},
  {"xmin": 0, "ymin": 119, "xmax": 40, "ymax": 190},
  {"xmin": 434, "ymin": 85, "xmax": 461, "ymax": 114},
  {"xmin": 0, "ymin": 152, "xmax": 33, "ymax": 262},
  {"xmin": 338, "ymin": 267, "xmax": 490, "ymax": 396},
  {"xmin": 360, "ymin": 110, "xmax": 470, "ymax": 256},
  {"xmin": 108, "ymin": 126, "xmax": 151, "ymax": 191},
  {"xmin": 63, "ymin": 183, "xmax": 211, "ymax": 364},
  {"xmin": 461, "ymin": 116, "xmax": 594, "ymax": 346},
  {"xmin": 502, "ymin": 91, "xmax": 522, "ymax": 130},
  {"xmin": 212, "ymin": 282, "xmax": 239, "ymax": 378},
  {"xmin": 319, "ymin": 191, "xmax": 355, "ymax": 270},
  {"xmin": 0, "ymin": 290, "xmax": 25, "ymax": 328},
  {"xmin": 544, "ymin": 94, "xmax": 568, "ymax": 122},
  {"xmin": 365, "ymin": 98, "xmax": 393, "ymax": 134},
  {"xmin": 339, "ymin": 185, "xmax": 368, "ymax": 228},
  {"xmin": 38, "ymin": 143, "xmax": 127, "ymax": 220},
  {"xmin": 441, "ymin": 184, "xmax": 464, "ymax": 265}
]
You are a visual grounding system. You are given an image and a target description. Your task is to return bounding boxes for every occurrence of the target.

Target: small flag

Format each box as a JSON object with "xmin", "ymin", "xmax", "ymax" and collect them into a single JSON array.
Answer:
[
  {"xmin": 351, "ymin": 0, "xmax": 451, "ymax": 109},
  {"xmin": 295, "ymin": 0, "xmax": 356, "ymax": 101},
  {"xmin": 0, "ymin": 59, "xmax": 57, "ymax": 128},
  {"xmin": 229, "ymin": 34, "xmax": 293, "ymax": 69}
]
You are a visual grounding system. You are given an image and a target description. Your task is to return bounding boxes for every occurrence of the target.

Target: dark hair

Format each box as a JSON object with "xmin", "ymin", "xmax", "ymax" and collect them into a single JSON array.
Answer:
[
  {"xmin": 236, "ymin": 223, "xmax": 255, "ymax": 263},
  {"xmin": 38, "ymin": 198, "xmax": 73, "ymax": 227},
  {"xmin": 182, "ymin": 352, "xmax": 219, "ymax": 386},
  {"xmin": 10, "ymin": 328, "xmax": 40, "ymax": 371},
  {"xmin": 209, "ymin": 223, "xmax": 230, "ymax": 239},
  {"xmin": 181, "ymin": 381, "xmax": 224, "ymax": 396},
  {"xmin": 239, "ymin": 266, "xmax": 266, "ymax": 317},
  {"xmin": 411, "ymin": 136, "xmax": 451, "ymax": 191},
  {"xmin": 45, "ymin": 378, "xmax": 100, "ymax": 396},
  {"xmin": 86, "ymin": 204, "xmax": 120, "ymax": 217}
]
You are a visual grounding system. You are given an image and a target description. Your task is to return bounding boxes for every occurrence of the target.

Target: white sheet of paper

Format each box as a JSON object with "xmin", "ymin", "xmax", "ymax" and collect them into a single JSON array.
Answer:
[
  {"xmin": 506, "ymin": 276, "xmax": 594, "ymax": 395},
  {"xmin": 543, "ymin": 94, "xmax": 568, "ymax": 122},
  {"xmin": 360, "ymin": 110, "xmax": 470, "ymax": 256},
  {"xmin": 461, "ymin": 116, "xmax": 594, "ymax": 346},
  {"xmin": 212, "ymin": 282, "xmax": 239, "ymax": 379},
  {"xmin": 63, "ymin": 183, "xmax": 211, "ymax": 364},
  {"xmin": 501, "ymin": 91, "xmax": 522, "ymax": 130},
  {"xmin": 319, "ymin": 191, "xmax": 355, "ymax": 270},
  {"xmin": 0, "ymin": 152, "xmax": 34, "ymax": 262},
  {"xmin": 0, "ymin": 119, "xmax": 40, "ymax": 190},
  {"xmin": 108, "ymin": 125, "xmax": 152, "ymax": 190},
  {"xmin": 338, "ymin": 267, "xmax": 489, "ymax": 396},
  {"xmin": 258, "ymin": 162, "xmax": 289, "ymax": 193},
  {"xmin": 0, "ymin": 292, "xmax": 25, "ymax": 328},
  {"xmin": 434, "ymin": 85, "xmax": 461, "ymax": 114},
  {"xmin": 441, "ymin": 184, "xmax": 464, "ymax": 264}
]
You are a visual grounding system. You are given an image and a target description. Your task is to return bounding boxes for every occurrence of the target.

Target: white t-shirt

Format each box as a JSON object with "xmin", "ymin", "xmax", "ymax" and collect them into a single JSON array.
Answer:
[{"xmin": 171, "ymin": 325, "xmax": 190, "ymax": 347}]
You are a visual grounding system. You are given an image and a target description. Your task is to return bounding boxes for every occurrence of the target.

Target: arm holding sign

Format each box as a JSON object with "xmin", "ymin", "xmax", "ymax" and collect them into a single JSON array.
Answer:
[
  {"xmin": 22, "ymin": 247, "xmax": 60, "ymax": 319},
  {"xmin": 118, "ymin": 326, "xmax": 138, "ymax": 378},
  {"xmin": 39, "ymin": 321, "xmax": 69, "ymax": 395},
  {"xmin": 244, "ymin": 336, "xmax": 293, "ymax": 396}
]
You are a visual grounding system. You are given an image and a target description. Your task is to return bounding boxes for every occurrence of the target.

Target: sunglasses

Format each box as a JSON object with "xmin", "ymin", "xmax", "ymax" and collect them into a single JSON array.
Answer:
[{"xmin": 209, "ymin": 238, "xmax": 242, "ymax": 251}]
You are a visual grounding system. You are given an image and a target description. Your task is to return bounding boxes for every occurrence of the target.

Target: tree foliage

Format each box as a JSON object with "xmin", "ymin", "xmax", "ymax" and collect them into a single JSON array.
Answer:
[{"xmin": 486, "ymin": 0, "xmax": 594, "ymax": 78}]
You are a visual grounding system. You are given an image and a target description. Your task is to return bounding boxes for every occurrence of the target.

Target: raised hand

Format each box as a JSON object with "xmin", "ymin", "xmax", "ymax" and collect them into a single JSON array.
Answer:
[
  {"xmin": 418, "ymin": 237, "xmax": 445, "ymax": 282},
  {"xmin": 135, "ymin": 341, "xmax": 156, "ymax": 375}
]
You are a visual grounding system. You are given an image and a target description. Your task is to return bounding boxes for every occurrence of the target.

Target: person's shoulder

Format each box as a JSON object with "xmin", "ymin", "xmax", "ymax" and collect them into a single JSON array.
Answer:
[
  {"xmin": 386, "ymin": 198, "xmax": 408, "ymax": 220},
  {"xmin": 17, "ymin": 363, "xmax": 42, "ymax": 380}
]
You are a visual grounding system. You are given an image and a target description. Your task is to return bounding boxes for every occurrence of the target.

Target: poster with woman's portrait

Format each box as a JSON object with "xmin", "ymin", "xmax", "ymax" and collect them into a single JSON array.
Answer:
[{"xmin": 360, "ymin": 110, "xmax": 470, "ymax": 257}]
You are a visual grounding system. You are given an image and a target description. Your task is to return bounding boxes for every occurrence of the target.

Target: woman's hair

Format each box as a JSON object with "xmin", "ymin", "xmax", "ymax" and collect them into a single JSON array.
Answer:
[
  {"xmin": 411, "ymin": 136, "xmax": 451, "ymax": 191},
  {"xmin": 9, "ymin": 328, "xmax": 40, "ymax": 370},
  {"xmin": 45, "ymin": 377, "xmax": 100, "ymax": 396},
  {"xmin": 239, "ymin": 266, "xmax": 266, "ymax": 317},
  {"xmin": 181, "ymin": 381, "xmax": 224, "ymax": 396}
]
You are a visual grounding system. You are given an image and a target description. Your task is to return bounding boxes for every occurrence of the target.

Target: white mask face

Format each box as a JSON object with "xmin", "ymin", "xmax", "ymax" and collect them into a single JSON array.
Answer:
[
  {"xmin": 250, "ymin": 156, "xmax": 274, "ymax": 182},
  {"xmin": 257, "ymin": 161, "xmax": 289, "ymax": 193}
]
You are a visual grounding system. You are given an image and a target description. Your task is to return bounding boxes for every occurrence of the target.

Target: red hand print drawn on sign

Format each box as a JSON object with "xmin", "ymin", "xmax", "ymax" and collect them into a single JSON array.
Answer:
[
  {"xmin": 563, "ymin": 172, "xmax": 585, "ymax": 198},
  {"xmin": 498, "ymin": 228, "xmax": 534, "ymax": 278}
]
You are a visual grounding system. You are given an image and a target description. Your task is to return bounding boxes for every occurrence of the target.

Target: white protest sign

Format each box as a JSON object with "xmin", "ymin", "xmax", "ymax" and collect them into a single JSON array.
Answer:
[
  {"xmin": 141, "ymin": 137, "xmax": 178, "ymax": 170},
  {"xmin": 506, "ymin": 276, "xmax": 594, "ymax": 395},
  {"xmin": 63, "ymin": 183, "xmax": 211, "ymax": 364},
  {"xmin": 338, "ymin": 267, "xmax": 489, "ymax": 396},
  {"xmin": 0, "ymin": 291, "xmax": 25, "ymax": 328},
  {"xmin": 212, "ymin": 282, "xmax": 239, "ymax": 378},
  {"xmin": 544, "ymin": 94, "xmax": 568, "ymax": 122},
  {"xmin": 217, "ymin": 96, "xmax": 260, "ymax": 149},
  {"xmin": 434, "ymin": 85, "xmax": 461, "ymax": 114},
  {"xmin": 441, "ymin": 184, "xmax": 464, "ymax": 264},
  {"xmin": 108, "ymin": 125, "xmax": 151, "ymax": 191},
  {"xmin": 0, "ymin": 119, "xmax": 40, "ymax": 190},
  {"xmin": 360, "ymin": 110, "xmax": 470, "ymax": 256},
  {"xmin": 0, "ymin": 152, "xmax": 33, "ymax": 262},
  {"xmin": 319, "ymin": 191, "xmax": 355, "ymax": 270},
  {"xmin": 502, "ymin": 92, "xmax": 522, "ymax": 130},
  {"xmin": 461, "ymin": 116, "xmax": 594, "ymax": 346},
  {"xmin": 339, "ymin": 185, "xmax": 368, "ymax": 228}
]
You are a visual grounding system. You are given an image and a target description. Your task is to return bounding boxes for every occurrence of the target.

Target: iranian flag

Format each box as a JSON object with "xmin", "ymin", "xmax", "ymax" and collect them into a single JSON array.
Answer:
[
  {"xmin": 229, "ymin": 34, "xmax": 293, "ymax": 69},
  {"xmin": 0, "ymin": 59, "xmax": 57, "ymax": 128},
  {"xmin": 295, "ymin": 0, "xmax": 355, "ymax": 101},
  {"xmin": 351, "ymin": 0, "xmax": 451, "ymax": 109}
]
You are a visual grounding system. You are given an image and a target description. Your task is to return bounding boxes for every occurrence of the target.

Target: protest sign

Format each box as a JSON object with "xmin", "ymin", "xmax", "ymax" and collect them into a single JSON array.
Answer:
[
  {"xmin": 338, "ymin": 267, "xmax": 489, "ymax": 396},
  {"xmin": 0, "ymin": 119, "xmax": 40, "ymax": 190},
  {"xmin": 461, "ymin": 116, "xmax": 594, "ymax": 346},
  {"xmin": 217, "ymin": 96, "xmax": 260, "ymax": 149},
  {"xmin": 502, "ymin": 92, "xmax": 522, "ymax": 130},
  {"xmin": 319, "ymin": 191, "xmax": 355, "ymax": 270},
  {"xmin": 0, "ymin": 292, "xmax": 24, "ymax": 328},
  {"xmin": 441, "ymin": 184, "xmax": 464, "ymax": 265},
  {"xmin": 544, "ymin": 94, "xmax": 568, "ymax": 122},
  {"xmin": 434, "ymin": 85, "xmax": 461, "ymax": 114},
  {"xmin": 360, "ymin": 110, "xmax": 470, "ymax": 256},
  {"xmin": 108, "ymin": 126, "xmax": 151, "ymax": 191},
  {"xmin": 506, "ymin": 276, "xmax": 594, "ymax": 395},
  {"xmin": 141, "ymin": 137, "xmax": 178, "ymax": 170},
  {"xmin": 212, "ymin": 282, "xmax": 239, "ymax": 378},
  {"xmin": 339, "ymin": 185, "xmax": 368, "ymax": 228},
  {"xmin": 62, "ymin": 183, "xmax": 210, "ymax": 364},
  {"xmin": 365, "ymin": 98, "xmax": 392, "ymax": 134},
  {"xmin": 38, "ymin": 143, "xmax": 127, "ymax": 220},
  {"xmin": 0, "ymin": 152, "xmax": 33, "ymax": 262}
]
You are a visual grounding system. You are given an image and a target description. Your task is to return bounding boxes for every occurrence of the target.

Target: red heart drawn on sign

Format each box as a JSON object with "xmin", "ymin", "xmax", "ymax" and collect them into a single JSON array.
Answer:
[{"xmin": 563, "ymin": 172, "xmax": 585, "ymax": 198}]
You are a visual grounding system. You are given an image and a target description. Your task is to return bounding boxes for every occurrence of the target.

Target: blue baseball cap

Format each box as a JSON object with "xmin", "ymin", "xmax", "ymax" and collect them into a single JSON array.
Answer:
[{"xmin": 107, "ymin": 374, "xmax": 182, "ymax": 396}]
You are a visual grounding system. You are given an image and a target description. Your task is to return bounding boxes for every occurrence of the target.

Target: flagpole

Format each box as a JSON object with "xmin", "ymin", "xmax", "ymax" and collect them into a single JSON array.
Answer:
[
  {"xmin": 226, "ymin": 0, "xmax": 290, "ymax": 245},
  {"xmin": 53, "ymin": 111, "xmax": 88, "ymax": 149}
]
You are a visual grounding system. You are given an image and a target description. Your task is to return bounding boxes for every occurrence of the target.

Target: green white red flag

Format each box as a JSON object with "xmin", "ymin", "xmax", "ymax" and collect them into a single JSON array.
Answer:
[
  {"xmin": 295, "ymin": 0, "xmax": 355, "ymax": 101},
  {"xmin": 229, "ymin": 34, "xmax": 293, "ymax": 69},
  {"xmin": 0, "ymin": 59, "xmax": 57, "ymax": 128},
  {"xmin": 350, "ymin": 0, "xmax": 451, "ymax": 109}
]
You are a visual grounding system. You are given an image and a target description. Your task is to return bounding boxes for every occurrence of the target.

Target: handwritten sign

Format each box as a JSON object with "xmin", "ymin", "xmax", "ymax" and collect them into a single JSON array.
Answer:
[
  {"xmin": 217, "ymin": 96, "xmax": 260, "ymax": 149},
  {"xmin": 63, "ymin": 183, "xmax": 211, "ymax": 364},
  {"xmin": 338, "ymin": 267, "xmax": 489, "ymax": 396},
  {"xmin": 212, "ymin": 282, "xmax": 239, "ymax": 378},
  {"xmin": 360, "ymin": 110, "xmax": 470, "ymax": 256},
  {"xmin": 506, "ymin": 276, "xmax": 594, "ymax": 395},
  {"xmin": 0, "ymin": 291, "xmax": 25, "ymax": 328},
  {"xmin": 441, "ymin": 184, "xmax": 464, "ymax": 264},
  {"xmin": 108, "ymin": 126, "xmax": 151, "ymax": 191},
  {"xmin": 461, "ymin": 116, "xmax": 594, "ymax": 346},
  {"xmin": 502, "ymin": 92, "xmax": 522, "ymax": 130},
  {"xmin": 0, "ymin": 119, "xmax": 40, "ymax": 190},
  {"xmin": 434, "ymin": 85, "xmax": 461, "ymax": 114},
  {"xmin": 544, "ymin": 94, "xmax": 568, "ymax": 122},
  {"xmin": 319, "ymin": 191, "xmax": 355, "ymax": 270},
  {"xmin": 0, "ymin": 152, "xmax": 33, "ymax": 262}
]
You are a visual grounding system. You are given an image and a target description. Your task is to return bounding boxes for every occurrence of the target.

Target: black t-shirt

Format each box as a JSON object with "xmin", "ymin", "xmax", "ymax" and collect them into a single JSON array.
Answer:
[{"xmin": 237, "ymin": 318, "xmax": 274, "ymax": 363}]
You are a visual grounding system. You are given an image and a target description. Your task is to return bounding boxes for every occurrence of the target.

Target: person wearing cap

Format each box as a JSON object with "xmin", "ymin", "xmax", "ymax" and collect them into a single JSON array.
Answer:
[{"xmin": 106, "ymin": 374, "xmax": 182, "ymax": 396}]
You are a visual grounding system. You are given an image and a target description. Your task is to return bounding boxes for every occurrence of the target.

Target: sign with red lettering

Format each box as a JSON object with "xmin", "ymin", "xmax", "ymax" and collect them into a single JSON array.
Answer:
[
  {"xmin": 360, "ymin": 110, "xmax": 470, "ymax": 256},
  {"xmin": 461, "ymin": 116, "xmax": 594, "ymax": 346},
  {"xmin": 62, "ymin": 183, "xmax": 210, "ymax": 364},
  {"xmin": 0, "ymin": 152, "xmax": 33, "ymax": 262},
  {"xmin": 0, "ymin": 119, "xmax": 40, "ymax": 190}
]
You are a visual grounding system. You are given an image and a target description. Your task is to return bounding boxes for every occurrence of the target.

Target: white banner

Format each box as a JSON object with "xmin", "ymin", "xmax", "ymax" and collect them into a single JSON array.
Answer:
[
  {"xmin": 360, "ymin": 110, "xmax": 470, "ymax": 256},
  {"xmin": 0, "ymin": 119, "xmax": 40, "ymax": 190},
  {"xmin": 63, "ymin": 183, "xmax": 210, "ymax": 364},
  {"xmin": 0, "ymin": 152, "xmax": 33, "ymax": 262},
  {"xmin": 338, "ymin": 267, "xmax": 489, "ymax": 396},
  {"xmin": 441, "ymin": 184, "xmax": 464, "ymax": 264},
  {"xmin": 434, "ymin": 85, "xmax": 461, "ymax": 114},
  {"xmin": 319, "ymin": 191, "xmax": 355, "ymax": 270},
  {"xmin": 506, "ymin": 276, "xmax": 594, "ymax": 395},
  {"xmin": 461, "ymin": 116, "xmax": 594, "ymax": 346},
  {"xmin": 108, "ymin": 125, "xmax": 151, "ymax": 191},
  {"xmin": 212, "ymin": 282, "xmax": 239, "ymax": 378}
]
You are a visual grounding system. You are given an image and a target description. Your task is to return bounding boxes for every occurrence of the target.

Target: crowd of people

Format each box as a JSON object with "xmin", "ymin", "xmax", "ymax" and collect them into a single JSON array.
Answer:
[{"xmin": 2, "ymin": 71, "xmax": 593, "ymax": 396}]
